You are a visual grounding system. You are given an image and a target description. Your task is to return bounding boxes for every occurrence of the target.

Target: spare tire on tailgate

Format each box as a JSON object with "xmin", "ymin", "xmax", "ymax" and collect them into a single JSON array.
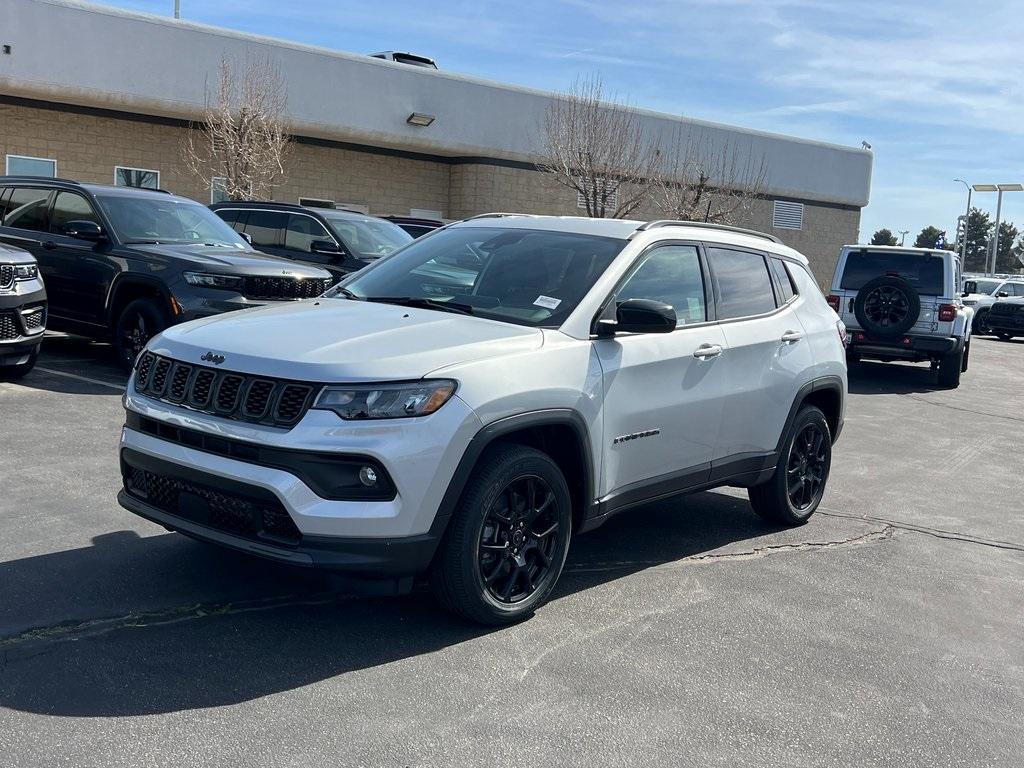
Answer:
[{"xmin": 854, "ymin": 275, "xmax": 921, "ymax": 338}]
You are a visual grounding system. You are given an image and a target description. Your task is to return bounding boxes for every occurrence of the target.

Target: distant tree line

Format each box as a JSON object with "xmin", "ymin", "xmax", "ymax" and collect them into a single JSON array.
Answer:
[{"xmin": 869, "ymin": 210, "xmax": 1024, "ymax": 273}]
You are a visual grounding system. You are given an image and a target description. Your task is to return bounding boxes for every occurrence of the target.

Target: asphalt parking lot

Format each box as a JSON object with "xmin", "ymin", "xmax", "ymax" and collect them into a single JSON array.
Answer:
[{"xmin": 2, "ymin": 333, "xmax": 1023, "ymax": 767}]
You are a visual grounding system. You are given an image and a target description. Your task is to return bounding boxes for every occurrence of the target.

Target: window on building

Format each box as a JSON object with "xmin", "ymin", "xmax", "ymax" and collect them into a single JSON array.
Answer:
[
  {"xmin": 115, "ymin": 166, "xmax": 160, "ymax": 189},
  {"xmin": 772, "ymin": 200, "xmax": 804, "ymax": 230},
  {"xmin": 6, "ymin": 155, "xmax": 57, "ymax": 178},
  {"xmin": 616, "ymin": 245, "xmax": 706, "ymax": 326},
  {"xmin": 3, "ymin": 187, "xmax": 52, "ymax": 231},
  {"xmin": 50, "ymin": 191, "xmax": 100, "ymax": 235},
  {"xmin": 577, "ymin": 178, "xmax": 618, "ymax": 211},
  {"xmin": 210, "ymin": 177, "xmax": 228, "ymax": 204},
  {"xmin": 242, "ymin": 210, "xmax": 287, "ymax": 247},
  {"xmin": 707, "ymin": 247, "xmax": 778, "ymax": 319},
  {"xmin": 285, "ymin": 214, "xmax": 334, "ymax": 253}
]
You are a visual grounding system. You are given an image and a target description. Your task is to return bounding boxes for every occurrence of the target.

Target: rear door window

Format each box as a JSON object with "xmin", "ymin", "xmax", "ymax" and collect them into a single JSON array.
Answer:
[
  {"xmin": 285, "ymin": 214, "xmax": 334, "ymax": 253},
  {"xmin": 707, "ymin": 247, "xmax": 777, "ymax": 320},
  {"xmin": 242, "ymin": 210, "xmax": 286, "ymax": 247},
  {"xmin": 769, "ymin": 257, "xmax": 797, "ymax": 303},
  {"xmin": 3, "ymin": 187, "xmax": 52, "ymax": 232},
  {"xmin": 50, "ymin": 191, "xmax": 100, "ymax": 235},
  {"xmin": 840, "ymin": 251, "xmax": 945, "ymax": 295}
]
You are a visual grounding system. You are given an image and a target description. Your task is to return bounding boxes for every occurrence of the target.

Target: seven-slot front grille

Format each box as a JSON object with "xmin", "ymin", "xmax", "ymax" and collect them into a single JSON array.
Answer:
[
  {"xmin": 133, "ymin": 351, "xmax": 319, "ymax": 427},
  {"xmin": 0, "ymin": 265, "xmax": 14, "ymax": 290},
  {"xmin": 991, "ymin": 302, "xmax": 1023, "ymax": 316},
  {"xmin": 243, "ymin": 276, "xmax": 333, "ymax": 301}
]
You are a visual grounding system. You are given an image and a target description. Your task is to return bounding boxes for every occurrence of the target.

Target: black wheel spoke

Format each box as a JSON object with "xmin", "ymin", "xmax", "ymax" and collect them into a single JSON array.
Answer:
[{"xmin": 786, "ymin": 423, "xmax": 829, "ymax": 511}]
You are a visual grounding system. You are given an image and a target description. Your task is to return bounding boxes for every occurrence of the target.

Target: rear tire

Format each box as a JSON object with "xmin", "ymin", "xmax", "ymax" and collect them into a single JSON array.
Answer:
[
  {"xmin": 996, "ymin": 332, "xmax": 1012, "ymax": 341},
  {"xmin": 430, "ymin": 444, "xmax": 572, "ymax": 625},
  {"xmin": 749, "ymin": 406, "xmax": 831, "ymax": 526},
  {"xmin": 937, "ymin": 348, "xmax": 963, "ymax": 388},
  {"xmin": 960, "ymin": 340, "xmax": 970, "ymax": 373},
  {"xmin": 0, "ymin": 347, "xmax": 39, "ymax": 380},
  {"xmin": 114, "ymin": 298, "xmax": 166, "ymax": 370}
]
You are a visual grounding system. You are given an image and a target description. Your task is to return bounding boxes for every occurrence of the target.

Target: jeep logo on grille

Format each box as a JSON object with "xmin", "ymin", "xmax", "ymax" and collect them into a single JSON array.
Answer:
[{"xmin": 200, "ymin": 351, "xmax": 226, "ymax": 365}]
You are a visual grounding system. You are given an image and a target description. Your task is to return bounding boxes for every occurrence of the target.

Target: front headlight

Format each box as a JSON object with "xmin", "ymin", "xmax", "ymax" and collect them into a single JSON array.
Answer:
[
  {"xmin": 14, "ymin": 264, "xmax": 38, "ymax": 280},
  {"xmin": 313, "ymin": 380, "xmax": 457, "ymax": 420},
  {"xmin": 183, "ymin": 272, "xmax": 244, "ymax": 290}
]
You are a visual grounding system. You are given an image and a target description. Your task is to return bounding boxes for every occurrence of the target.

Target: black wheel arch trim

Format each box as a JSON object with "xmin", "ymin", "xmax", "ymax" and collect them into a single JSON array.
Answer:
[
  {"xmin": 106, "ymin": 274, "xmax": 175, "ymax": 326},
  {"xmin": 774, "ymin": 376, "xmax": 845, "ymax": 456},
  {"xmin": 434, "ymin": 408, "xmax": 595, "ymax": 536}
]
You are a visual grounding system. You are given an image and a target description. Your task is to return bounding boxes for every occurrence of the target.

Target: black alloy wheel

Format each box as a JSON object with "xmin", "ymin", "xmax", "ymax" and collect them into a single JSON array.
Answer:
[
  {"xmin": 862, "ymin": 285, "xmax": 910, "ymax": 330},
  {"xmin": 478, "ymin": 475, "xmax": 560, "ymax": 604},
  {"xmin": 854, "ymin": 275, "xmax": 921, "ymax": 338},
  {"xmin": 786, "ymin": 423, "xmax": 828, "ymax": 511},
  {"xmin": 115, "ymin": 298, "xmax": 166, "ymax": 370}
]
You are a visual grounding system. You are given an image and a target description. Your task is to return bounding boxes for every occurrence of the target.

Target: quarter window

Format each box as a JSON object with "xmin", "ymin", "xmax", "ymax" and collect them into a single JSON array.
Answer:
[
  {"xmin": 616, "ymin": 245, "xmax": 706, "ymax": 326},
  {"xmin": 769, "ymin": 257, "xmax": 798, "ymax": 303},
  {"xmin": 50, "ymin": 191, "xmax": 100, "ymax": 235},
  {"xmin": 285, "ymin": 214, "xmax": 334, "ymax": 252},
  {"xmin": 3, "ymin": 187, "xmax": 51, "ymax": 232},
  {"xmin": 115, "ymin": 166, "xmax": 160, "ymax": 189},
  {"xmin": 242, "ymin": 210, "xmax": 287, "ymax": 247},
  {"xmin": 707, "ymin": 247, "xmax": 777, "ymax": 320}
]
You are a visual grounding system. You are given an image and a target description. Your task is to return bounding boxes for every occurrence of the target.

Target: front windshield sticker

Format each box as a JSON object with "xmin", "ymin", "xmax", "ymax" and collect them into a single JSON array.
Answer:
[{"xmin": 533, "ymin": 295, "xmax": 562, "ymax": 310}]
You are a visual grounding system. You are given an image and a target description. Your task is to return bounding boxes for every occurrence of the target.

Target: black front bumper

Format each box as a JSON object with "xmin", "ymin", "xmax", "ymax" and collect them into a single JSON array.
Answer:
[
  {"xmin": 985, "ymin": 313, "xmax": 1024, "ymax": 333},
  {"xmin": 118, "ymin": 448, "xmax": 444, "ymax": 590},
  {"xmin": 848, "ymin": 333, "xmax": 959, "ymax": 360}
]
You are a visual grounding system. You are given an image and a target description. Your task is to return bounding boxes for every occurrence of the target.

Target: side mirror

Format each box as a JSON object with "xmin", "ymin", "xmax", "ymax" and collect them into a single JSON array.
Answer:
[
  {"xmin": 596, "ymin": 298, "xmax": 677, "ymax": 335},
  {"xmin": 997, "ymin": 291, "xmax": 1009, "ymax": 298},
  {"xmin": 311, "ymin": 239, "xmax": 341, "ymax": 254},
  {"xmin": 66, "ymin": 220, "xmax": 104, "ymax": 241}
]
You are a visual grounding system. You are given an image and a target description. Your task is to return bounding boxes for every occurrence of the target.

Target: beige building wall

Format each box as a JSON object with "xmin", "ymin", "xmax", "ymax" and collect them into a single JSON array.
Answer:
[{"xmin": 1, "ymin": 102, "xmax": 858, "ymax": 280}]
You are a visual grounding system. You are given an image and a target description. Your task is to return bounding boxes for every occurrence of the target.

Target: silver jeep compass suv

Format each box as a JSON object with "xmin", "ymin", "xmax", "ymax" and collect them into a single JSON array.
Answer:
[{"xmin": 118, "ymin": 216, "xmax": 847, "ymax": 624}]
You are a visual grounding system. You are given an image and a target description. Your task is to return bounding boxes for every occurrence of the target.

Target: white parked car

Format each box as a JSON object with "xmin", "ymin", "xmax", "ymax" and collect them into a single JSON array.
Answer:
[
  {"xmin": 828, "ymin": 245, "xmax": 971, "ymax": 388},
  {"xmin": 960, "ymin": 276, "xmax": 1024, "ymax": 335},
  {"xmin": 118, "ymin": 216, "xmax": 847, "ymax": 624}
]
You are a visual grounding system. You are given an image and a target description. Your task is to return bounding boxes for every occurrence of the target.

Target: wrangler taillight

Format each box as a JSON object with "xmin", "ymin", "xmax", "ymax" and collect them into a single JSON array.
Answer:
[
  {"xmin": 826, "ymin": 294, "xmax": 841, "ymax": 312},
  {"xmin": 938, "ymin": 304, "xmax": 956, "ymax": 322}
]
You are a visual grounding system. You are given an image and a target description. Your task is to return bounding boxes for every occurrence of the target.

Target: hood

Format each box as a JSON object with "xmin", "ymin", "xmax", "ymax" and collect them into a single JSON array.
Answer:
[
  {"xmin": 0, "ymin": 243, "xmax": 34, "ymax": 263},
  {"xmin": 125, "ymin": 243, "xmax": 331, "ymax": 278},
  {"xmin": 150, "ymin": 298, "xmax": 544, "ymax": 381}
]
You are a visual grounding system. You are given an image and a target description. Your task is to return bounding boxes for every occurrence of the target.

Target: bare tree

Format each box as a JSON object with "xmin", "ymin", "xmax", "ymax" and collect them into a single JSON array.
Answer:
[
  {"xmin": 538, "ymin": 75, "xmax": 661, "ymax": 219},
  {"xmin": 183, "ymin": 55, "xmax": 291, "ymax": 201},
  {"xmin": 654, "ymin": 125, "xmax": 769, "ymax": 224}
]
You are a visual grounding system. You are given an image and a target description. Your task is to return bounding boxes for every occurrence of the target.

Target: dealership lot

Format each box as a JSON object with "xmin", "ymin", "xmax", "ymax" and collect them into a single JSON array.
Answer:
[{"xmin": 2, "ymin": 335, "xmax": 1023, "ymax": 767}]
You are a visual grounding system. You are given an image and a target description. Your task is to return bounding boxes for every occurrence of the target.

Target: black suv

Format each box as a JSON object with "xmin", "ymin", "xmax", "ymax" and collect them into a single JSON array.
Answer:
[
  {"xmin": 382, "ymin": 215, "xmax": 444, "ymax": 239},
  {"xmin": 0, "ymin": 178, "xmax": 334, "ymax": 368},
  {"xmin": 211, "ymin": 201, "xmax": 412, "ymax": 280}
]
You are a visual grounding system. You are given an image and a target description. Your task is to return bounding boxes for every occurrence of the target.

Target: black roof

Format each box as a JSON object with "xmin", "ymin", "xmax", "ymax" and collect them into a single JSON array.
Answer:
[{"xmin": 0, "ymin": 176, "xmax": 175, "ymax": 198}]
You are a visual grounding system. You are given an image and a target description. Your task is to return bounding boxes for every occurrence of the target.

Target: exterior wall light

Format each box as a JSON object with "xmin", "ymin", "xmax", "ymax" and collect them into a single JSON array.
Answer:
[{"xmin": 406, "ymin": 113, "xmax": 435, "ymax": 127}]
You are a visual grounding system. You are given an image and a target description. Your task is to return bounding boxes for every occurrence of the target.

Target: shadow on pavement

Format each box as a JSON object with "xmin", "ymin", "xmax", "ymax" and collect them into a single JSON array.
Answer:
[
  {"xmin": 6, "ymin": 333, "xmax": 128, "ymax": 396},
  {"xmin": 0, "ymin": 490, "xmax": 781, "ymax": 717},
  {"xmin": 846, "ymin": 359, "xmax": 946, "ymax": 395}
]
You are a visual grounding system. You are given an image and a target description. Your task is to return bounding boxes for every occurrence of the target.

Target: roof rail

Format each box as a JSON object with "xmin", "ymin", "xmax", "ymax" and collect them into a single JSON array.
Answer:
[
  {"xmin": 0, "ymin": 175, "xmax": 83, "ymax": 186},
  {"xmin": 636, "ymin": 220, "xmax": 782, "ymax": 244},
  {"xmin": 465, "ymin": 212, "xmax": 533, "ymax": 220}
]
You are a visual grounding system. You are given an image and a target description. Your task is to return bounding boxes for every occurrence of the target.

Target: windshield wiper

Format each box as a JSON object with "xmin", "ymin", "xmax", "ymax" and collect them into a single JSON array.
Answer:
[
  {"xmin": 364, "ymin": 296, "xmax": 475, "ymax": 315},
  {"xmin": 333, "ymin": 287, "xmax": 359, "ymax": 300},
  {"xmin": 123, "ymin": 239, "xmax": 162, "ymax": 244}
]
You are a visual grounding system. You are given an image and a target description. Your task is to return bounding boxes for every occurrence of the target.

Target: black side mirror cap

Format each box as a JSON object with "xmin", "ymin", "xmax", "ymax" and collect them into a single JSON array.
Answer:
[
  {"xmin": 997, "ymin": 291, "xmax": 1009, "ymax": 298},
  {"xmin": 311, "ymin": 239, "xmax": 341, "ymax": 254},
  {"xmin": 597, "ymin": 298, "xmax": 677, "ymax": 335},
  {"xmin": 65, "ymin": 220, "xmax": 104, "ymax": 241}
]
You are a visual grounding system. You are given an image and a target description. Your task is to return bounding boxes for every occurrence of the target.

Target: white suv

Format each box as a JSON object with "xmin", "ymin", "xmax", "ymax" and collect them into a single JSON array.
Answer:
[
  {"xmin": 960, "ymin": 276, "xmax": 1024, "ymax": 335},
  {"xmin": 827, "ymin": 245, "xmax": 971, "ymax": 388},
  {"xmin": 118, "ymin": 216, "xmax": 847, "ymax": 624}
]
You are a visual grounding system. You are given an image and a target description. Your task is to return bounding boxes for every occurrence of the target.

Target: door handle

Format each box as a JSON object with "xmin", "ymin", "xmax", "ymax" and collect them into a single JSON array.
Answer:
[
  {"xmin": 693, "ymin": 343, "xmax": 723, "ymax": 359},
  {"xmin": 41, "ymin": 241, "xmax": 57, "ymax": 250},
  {"xmin": 781, "ymin": 330, "xmax": 804, "ymax": 344}
]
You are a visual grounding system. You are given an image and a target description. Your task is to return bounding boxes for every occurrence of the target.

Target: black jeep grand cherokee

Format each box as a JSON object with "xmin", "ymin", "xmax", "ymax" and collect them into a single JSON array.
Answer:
[{"xmin": 0, "ymin": 178, "xmax": 334, "ymax": 368}]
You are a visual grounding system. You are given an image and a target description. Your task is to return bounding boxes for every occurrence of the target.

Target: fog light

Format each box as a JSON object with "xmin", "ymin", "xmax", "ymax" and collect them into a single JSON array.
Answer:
[{"xmin": 358, "ymin": 466, "xmax": 378, "ymax": 487}]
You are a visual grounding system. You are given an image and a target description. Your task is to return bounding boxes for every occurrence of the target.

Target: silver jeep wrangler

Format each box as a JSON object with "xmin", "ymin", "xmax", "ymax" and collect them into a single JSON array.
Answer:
[{"xmin": 827, "ymin": 245, "xmax": 972, "ymax": 388}]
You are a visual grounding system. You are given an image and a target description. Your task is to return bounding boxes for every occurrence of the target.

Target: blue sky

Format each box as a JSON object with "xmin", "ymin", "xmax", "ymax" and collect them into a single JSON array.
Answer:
[{"xmin": 106, "ymin": 0, "xmax": 1024, "ymax": 242}]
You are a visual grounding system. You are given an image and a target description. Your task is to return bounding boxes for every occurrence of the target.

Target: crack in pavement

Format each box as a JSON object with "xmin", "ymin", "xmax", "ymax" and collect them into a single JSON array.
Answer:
[
  {"xmin": 1, "ymin": 592, "xmax": 350, "ymax": 659},
  {"xmin": 564, "ymin": 524, "xmax": 894, "ymax": 574},
  {"xmin": 817, "ymin": 508, "xmax": 1024, "ymax": 552},
  {"xmin": 900, "ymin": 392, "xmax": 1024, "ymax": 424}
]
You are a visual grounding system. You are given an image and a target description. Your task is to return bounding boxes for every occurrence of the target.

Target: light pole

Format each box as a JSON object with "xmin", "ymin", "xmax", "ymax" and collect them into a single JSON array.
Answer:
[
  {"xmin": 898, "ymin": 230, "xmax": 910, "ymax": 246},
  {"xmin": 953, "ymin": 179, "xmax": 971, "ymax": 264},
  {"xmin": 970, "ymin": 184, "xmax": 1023, "ymax": 275}
]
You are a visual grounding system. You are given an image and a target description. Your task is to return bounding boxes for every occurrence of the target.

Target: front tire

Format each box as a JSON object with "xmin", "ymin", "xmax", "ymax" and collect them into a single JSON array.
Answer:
[
  {"xmin": 430, "ymin": 444, "xmax": 572, "ymax": 625},
  {"xmin": 0, "ymin": 347, "xmax": 39, "ymax": 380},
  {"xmin": 114, "ymin": 298, "xmax": 166, "ymax": 370},
  {"xmin": 996, "ymin": 332, "xmax": 1012, "ymax": 341},
  {"xmin": 749, "ymin": 405, "xmax": 831, "ymax": 526}
]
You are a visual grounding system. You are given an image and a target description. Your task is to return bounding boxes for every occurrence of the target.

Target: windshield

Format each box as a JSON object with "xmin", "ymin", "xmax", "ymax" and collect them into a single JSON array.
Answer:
[
  {"xmin": 320, "ymin": 211, "xmax": 412, "ymax": 259},
  {"xmin": 965, "ymin": 278, "xmax": 1002, "ymax": 295},
  {"xmin": 97, "ymin": 195, "xmax": 249, "ymax": 247},
  {"xmin": 330, "ymin": 226, "xmax": 626, "ymax": 327},
  {"xmin": 841, "ymin": 250, "xmax": 946, "ymax": 295}
]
